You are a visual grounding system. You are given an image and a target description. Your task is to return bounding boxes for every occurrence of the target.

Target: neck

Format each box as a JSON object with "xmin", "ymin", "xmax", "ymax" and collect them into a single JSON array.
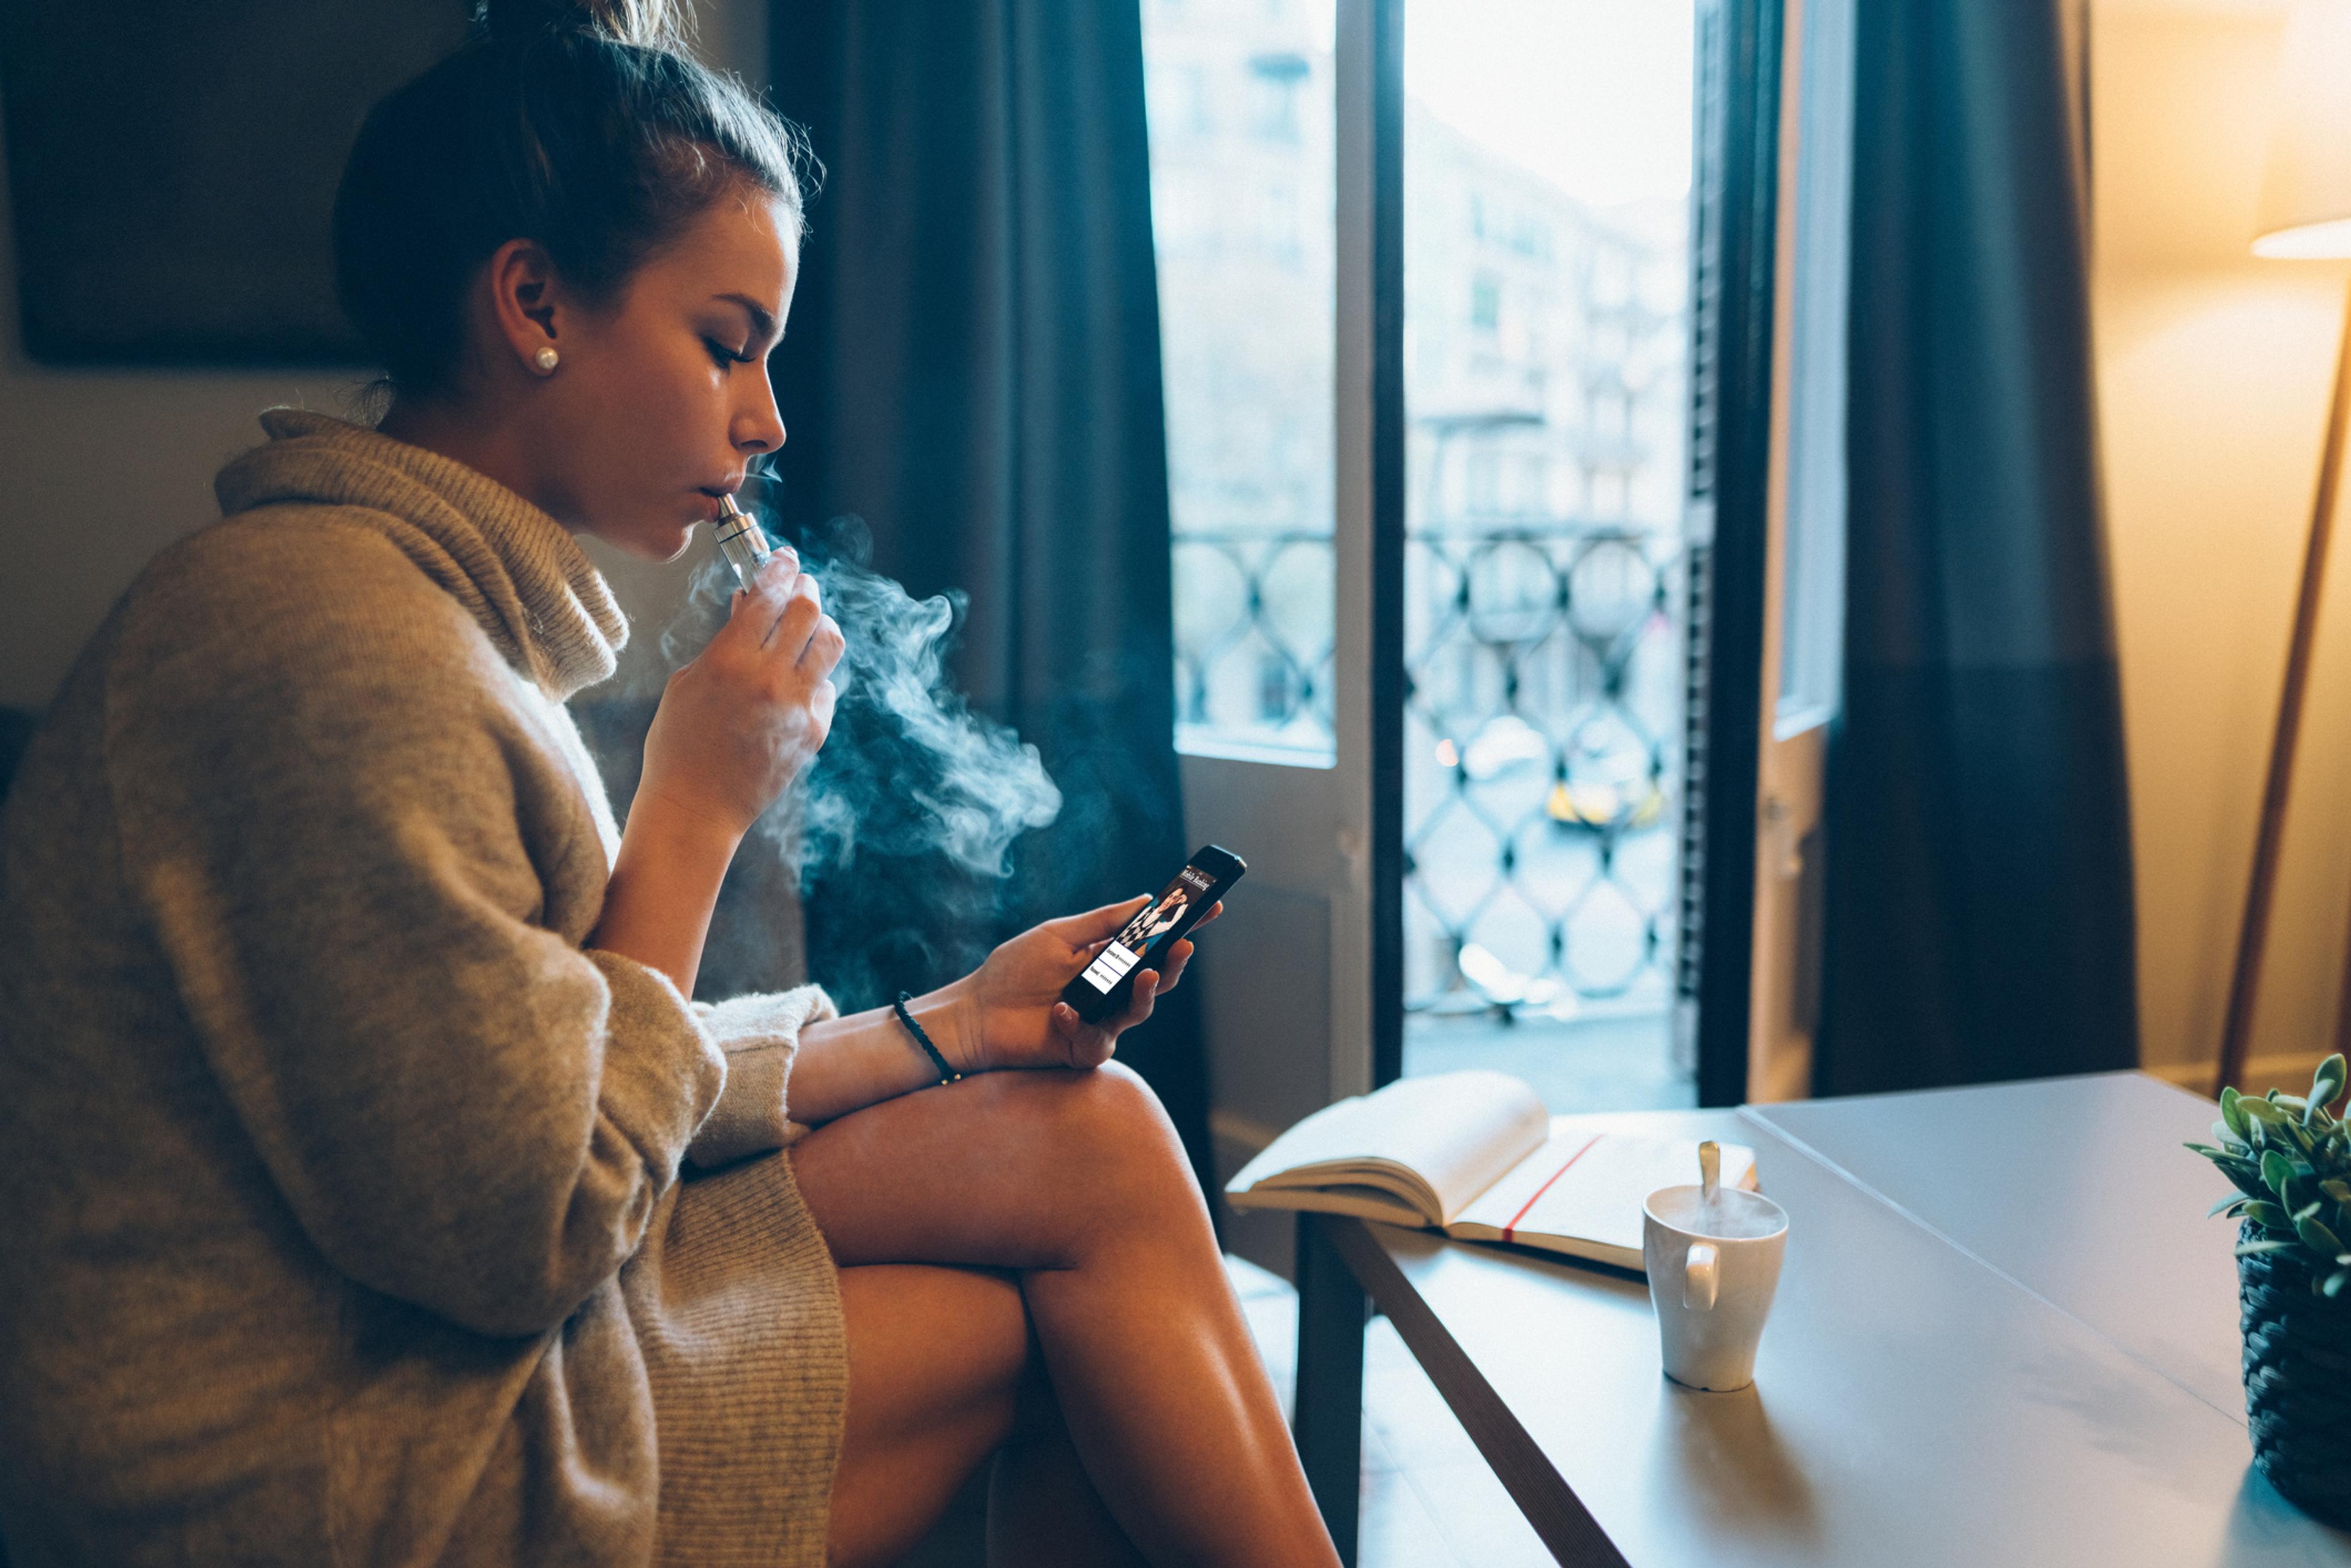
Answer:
[{"xmin": 375, "ymin": 396, "xmax": 579, "ymax": 533}]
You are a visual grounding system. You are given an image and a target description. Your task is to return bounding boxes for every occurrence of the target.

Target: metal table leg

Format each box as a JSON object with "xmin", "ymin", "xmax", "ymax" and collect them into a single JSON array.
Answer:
[{"xmin": 1293, "ymin": 1211, "xmax": 1368, "ymax": 1565}]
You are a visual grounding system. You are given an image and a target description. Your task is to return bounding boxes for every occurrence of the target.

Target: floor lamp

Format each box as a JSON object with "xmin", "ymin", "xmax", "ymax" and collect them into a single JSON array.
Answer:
[{"xmin": 2216, "ymin": 0, "xmax": 2351, "ymax": 1097}]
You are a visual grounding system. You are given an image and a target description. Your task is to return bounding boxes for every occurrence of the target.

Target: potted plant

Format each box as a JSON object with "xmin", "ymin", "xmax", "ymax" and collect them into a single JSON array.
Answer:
[{"xmin": 2188, "ymin": 1052, "xmax": 2351, "ymax": 1527}]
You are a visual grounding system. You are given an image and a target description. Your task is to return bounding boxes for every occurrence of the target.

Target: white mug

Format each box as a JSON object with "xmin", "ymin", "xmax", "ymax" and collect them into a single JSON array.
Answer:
[{"xmin": 1642, "ymin": 1184, "xmax": 1790, "ymax": 1392}]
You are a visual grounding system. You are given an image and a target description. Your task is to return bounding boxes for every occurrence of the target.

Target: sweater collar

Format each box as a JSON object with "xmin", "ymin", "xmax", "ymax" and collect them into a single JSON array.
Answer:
[{"xmin": 212, "ymin": 407, "xmax": 629, "ymax": 702}]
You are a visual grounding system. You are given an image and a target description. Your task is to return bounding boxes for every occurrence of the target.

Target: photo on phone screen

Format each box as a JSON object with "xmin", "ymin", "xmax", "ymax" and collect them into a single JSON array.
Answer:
[{"xmin": 1062, "ymin": 846, "xmax": 1247, "ymax": 1023}]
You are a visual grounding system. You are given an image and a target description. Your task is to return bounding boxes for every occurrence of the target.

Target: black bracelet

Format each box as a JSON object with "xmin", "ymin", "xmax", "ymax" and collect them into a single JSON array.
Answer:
[{"xmin": 893, "ymin": 992, "xmax": 963, "ymax": 1087}]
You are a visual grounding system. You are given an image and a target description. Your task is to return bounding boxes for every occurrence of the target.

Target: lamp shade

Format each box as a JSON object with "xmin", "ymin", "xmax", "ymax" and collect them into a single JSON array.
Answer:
[{"xmin": 2255, "ymin": 0, "xmax": 2351, "ymax": 258}]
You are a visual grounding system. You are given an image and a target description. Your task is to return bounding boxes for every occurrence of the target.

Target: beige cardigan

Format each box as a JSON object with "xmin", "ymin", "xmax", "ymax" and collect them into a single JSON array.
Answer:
[{"xmin": 0, "ymin": 408, "xmax": 847, "ymax": 1566}]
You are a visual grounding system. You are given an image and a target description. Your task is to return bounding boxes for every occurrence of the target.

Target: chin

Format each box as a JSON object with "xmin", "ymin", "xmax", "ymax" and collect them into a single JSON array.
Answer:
[{"xmin": 602, "ymin": 519, "xmax": 697, "ymax": 565}]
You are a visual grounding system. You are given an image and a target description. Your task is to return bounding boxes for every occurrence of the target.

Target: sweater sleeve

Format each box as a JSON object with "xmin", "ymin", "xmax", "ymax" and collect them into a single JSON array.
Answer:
[
  {"xmin": 102, "ymin": 528, "xmax": 728, "ymax": 1338},
  {"xmin": 684, "ymin": 986, "xmax": 836, "ymax": 1169}
]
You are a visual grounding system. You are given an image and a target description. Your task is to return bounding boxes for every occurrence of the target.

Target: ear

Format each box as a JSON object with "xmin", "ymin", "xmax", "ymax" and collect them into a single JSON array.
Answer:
[{"xmin": 484, "ymin": 238, "xmax": 563, "ymax": 371}]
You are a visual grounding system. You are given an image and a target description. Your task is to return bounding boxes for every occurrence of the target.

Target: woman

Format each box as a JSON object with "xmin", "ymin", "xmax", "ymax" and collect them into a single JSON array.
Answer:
[{"xmin": 0, "ymin": 1, "xmax": 1340, "ymax": 1564}]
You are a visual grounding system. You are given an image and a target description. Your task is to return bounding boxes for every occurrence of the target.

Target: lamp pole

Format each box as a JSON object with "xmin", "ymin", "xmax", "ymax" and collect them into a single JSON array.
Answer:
[
  {"xmin": 2210, "ymin": 0, "xmax": 2351, "ymax": 1097},
  {"xmin": 2219, "ymin": 280, "xmax": 2351, "ymax": 1095}
]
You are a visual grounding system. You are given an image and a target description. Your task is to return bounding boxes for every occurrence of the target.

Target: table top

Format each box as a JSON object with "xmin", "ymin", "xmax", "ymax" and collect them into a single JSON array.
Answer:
[
  {"xmin": 1347, "ymin": 1075, "xmax": 2351, "ymax": 1567},
  {"xmin": 1745, "ymin": 1071, "xmax": 2246, "ymax": 1419}
]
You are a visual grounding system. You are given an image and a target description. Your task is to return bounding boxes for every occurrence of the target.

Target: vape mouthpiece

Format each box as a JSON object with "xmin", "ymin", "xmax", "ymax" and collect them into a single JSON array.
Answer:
[{"xmin": 712, "ymin": 494, "xmax": 774, "ymax": 594}]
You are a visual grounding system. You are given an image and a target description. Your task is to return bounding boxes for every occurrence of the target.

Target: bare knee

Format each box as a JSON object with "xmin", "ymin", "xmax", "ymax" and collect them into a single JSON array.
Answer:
[{"xmin": 1014, "ymin": 1063, "xmax": 1205, "ymax": 1247}]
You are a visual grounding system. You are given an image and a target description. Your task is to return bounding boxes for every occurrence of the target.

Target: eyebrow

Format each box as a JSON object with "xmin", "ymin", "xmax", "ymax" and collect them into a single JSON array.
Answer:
[{"xmin": 716, "ymin": 292, "xmax": 779, "ymax": 348}]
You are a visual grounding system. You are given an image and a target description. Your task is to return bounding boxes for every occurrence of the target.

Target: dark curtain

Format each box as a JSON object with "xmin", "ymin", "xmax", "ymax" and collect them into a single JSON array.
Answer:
[
  {"xmin": 765, "ymin": 4, "xmax": 1212, "ymax": 1184},
  {"xmin": 1818, "ymin": 0, "xmax": 2139, "ymax": 1095}
]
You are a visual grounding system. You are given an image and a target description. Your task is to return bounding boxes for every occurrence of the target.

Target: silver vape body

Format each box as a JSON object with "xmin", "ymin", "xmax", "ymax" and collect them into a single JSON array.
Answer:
[{"xmin": 712, "ymin": 495, "xmax": 774, "ymax": 592}]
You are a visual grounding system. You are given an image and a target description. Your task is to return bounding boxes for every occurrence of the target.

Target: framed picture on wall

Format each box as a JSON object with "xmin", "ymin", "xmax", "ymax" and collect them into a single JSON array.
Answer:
[{"xmin": 0, "ymin": 2, "xmax": 468, "ymax": 366}]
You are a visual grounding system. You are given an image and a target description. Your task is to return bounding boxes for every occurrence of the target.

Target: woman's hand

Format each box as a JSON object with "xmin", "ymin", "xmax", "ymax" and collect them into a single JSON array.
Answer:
[
  {"xmin": 636, "ymin": 548, "xmax": 845, "ymax": 841},
  {"xmin": 945, "ymin": 896, "xmax": 1222, "ymax": 1074}
]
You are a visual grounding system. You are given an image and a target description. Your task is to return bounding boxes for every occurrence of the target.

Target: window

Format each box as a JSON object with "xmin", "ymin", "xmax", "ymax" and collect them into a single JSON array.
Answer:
[
  {"xmin": 1148, "ymin": 62, "xmax": 1211, "ymax": 134},
  {"xmin": 1247, "ymin": 54, "xmax": 1308, "ymax": 143},
  {"xmin": 1470, "ymin": 271, "xmax": 1501, "ymax": 334},
  {"xmin": 1144, "ymin": 0, "xmax": 1336, "ymax": 761}
]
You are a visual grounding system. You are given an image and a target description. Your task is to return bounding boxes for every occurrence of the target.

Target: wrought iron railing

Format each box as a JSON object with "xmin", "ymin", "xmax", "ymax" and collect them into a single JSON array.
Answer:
[
  {"xmin": 1173, "ymin": 532, "xmax": 1338, "ymax": 754},
  {"xmin": 1174, "ymin": 521, "xmax": 1685, "ymax": 1016}
]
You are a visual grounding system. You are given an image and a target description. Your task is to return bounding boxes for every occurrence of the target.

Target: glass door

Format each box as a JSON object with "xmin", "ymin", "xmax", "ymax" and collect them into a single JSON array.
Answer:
[{"xmin": 1393, "ymin": 0, "xmax": 1701, "ymax": 1111}]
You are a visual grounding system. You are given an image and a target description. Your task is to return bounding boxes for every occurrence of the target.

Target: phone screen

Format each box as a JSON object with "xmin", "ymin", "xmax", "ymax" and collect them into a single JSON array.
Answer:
[{"xmin": 1063, "ymin": 846, "xmax": 1245, "ymax": 1021}]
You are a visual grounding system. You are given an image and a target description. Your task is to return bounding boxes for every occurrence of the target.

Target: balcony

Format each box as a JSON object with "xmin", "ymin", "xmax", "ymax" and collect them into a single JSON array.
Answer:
[{"xmin": 1174, "ymin": 512, "xmax": 1692, "ymax": 1105}]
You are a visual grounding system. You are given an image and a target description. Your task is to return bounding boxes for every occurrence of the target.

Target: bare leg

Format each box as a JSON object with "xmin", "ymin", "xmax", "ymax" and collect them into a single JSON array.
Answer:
[
  {"xmin": 819, "ymin": 1259, "xmax": 1146, "ymax": 1567},
  {"xmin": 990, "ymin": 1331, "xmax": 1152, "ymax": 1567},
  {"xmin": 792, "ymin": 1063, "xmax": 1338, "ymax": 1567}
]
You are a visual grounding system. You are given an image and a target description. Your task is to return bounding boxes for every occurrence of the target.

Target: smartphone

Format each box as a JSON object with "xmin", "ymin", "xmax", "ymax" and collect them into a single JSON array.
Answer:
[{"xmin": 1060, "ymin": 845, "xmax": 1247, "ymax": 1024}]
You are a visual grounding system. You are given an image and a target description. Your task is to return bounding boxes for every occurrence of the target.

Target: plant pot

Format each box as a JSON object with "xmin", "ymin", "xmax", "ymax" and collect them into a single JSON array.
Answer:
[{"xmin": 2238, "ymin": 1221, "xmax": 2351, "ymax": 1528}]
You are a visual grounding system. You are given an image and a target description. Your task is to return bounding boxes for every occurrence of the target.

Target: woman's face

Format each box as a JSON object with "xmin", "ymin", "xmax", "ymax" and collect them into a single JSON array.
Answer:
[{"xmin": 525, "ymin": 184, "xmax": 798, "ymax": 561}]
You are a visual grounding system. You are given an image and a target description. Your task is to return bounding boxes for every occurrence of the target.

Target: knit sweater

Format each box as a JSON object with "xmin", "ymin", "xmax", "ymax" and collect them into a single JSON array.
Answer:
[{"xmin": 0, "ymin": 408, "xmax": 849, "ymax": 1566}]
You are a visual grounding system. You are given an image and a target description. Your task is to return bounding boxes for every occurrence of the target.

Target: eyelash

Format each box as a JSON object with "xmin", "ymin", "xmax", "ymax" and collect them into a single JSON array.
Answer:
[{"xmin": 705, "ymin": 337, "xmax": 754, "ymax": 368}]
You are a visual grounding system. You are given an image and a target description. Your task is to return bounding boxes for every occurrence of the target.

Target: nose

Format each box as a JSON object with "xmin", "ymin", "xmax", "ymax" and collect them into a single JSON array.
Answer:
[{"xmin": 735, "ymin": 361, "xmax": 787, "ymax": 456}]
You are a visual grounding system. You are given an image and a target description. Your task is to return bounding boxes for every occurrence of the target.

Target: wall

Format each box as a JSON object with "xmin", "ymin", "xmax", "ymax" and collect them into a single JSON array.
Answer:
[
  {"xmin": 0, "ymin": 2, "xmax": 767, "ymax": 714},
  {"xmin": 2092, "ymin": 0, "xmax": 2351, "ymax": 1089}
]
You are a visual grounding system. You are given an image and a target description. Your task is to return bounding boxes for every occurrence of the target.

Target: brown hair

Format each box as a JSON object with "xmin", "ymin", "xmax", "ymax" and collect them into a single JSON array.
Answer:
[{"xmin": 332, "ymin": 0, "xmax": 816, "ymax": 405}]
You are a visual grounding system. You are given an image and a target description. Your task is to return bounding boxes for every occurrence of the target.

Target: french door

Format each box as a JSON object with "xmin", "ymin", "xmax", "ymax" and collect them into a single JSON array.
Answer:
[{"xmin": 1150, "ymin": 0, "xmax": 1842, "ymax": 1256}]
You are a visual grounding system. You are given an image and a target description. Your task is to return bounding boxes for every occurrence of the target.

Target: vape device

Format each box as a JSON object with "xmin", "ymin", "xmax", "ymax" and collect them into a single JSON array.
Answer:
[
  {"xmin": 713, "ymin": 494, "xmax": 774, "ymax": 593},
  {"xmin": 1061, "ymin": 845, "xmax": 1247, "ymax": 1024}
]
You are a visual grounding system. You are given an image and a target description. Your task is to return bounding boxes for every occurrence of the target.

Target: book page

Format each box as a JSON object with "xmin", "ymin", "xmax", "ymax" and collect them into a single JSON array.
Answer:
[
  {"xmin": 1225, "ymin": 1069, "xmax": 1551, "ymax": 1225},
  {"xmin": 1453, "ymin": 1129, "xmax": 1759, "ymax": 1257}
]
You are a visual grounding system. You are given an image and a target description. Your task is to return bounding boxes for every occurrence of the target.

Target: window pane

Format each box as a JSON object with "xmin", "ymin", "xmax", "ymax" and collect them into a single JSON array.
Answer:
[
  {"xmin": 1400, "ymin": 0, "xmax": 1697, "ymax": 1110},
  {"xmin": 1143, "ymin": 0, "xmax": 1338, "ymax": 763}
]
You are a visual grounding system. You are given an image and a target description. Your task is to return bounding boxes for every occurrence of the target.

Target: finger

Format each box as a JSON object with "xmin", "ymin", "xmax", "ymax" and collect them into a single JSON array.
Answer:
[
  {"xmin": 716, "ymin": 549, "xmax": 800, "ymax": 653},
  {"xmin": 1107, "ymin": 969, "xmax": 1159, "ymax": 1034},
  {"xmin": 763, "ymin": 574, "xmax": 824, "ymax": 659},
  {"xmin": 798, "ymin": 612, "xmax": 846, "ymax": 678},
  {"xmin": 1156, "ymin": 939, "xmax": 1195, "ymax": 992},
  {"xmin": 1190, "ymin": 900, "xmax": 1224, "ymax": 934},
  {"xmin": 1046, "ymin": 895, "xmax": 1151, "ymax": 946}
]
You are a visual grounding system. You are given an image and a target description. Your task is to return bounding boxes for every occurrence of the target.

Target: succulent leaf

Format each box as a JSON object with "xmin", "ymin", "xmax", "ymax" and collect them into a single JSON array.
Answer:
[
  {"xmin": 2210, "ymin": 1193, "xmax": 2249, "ymax": 1218},
  {"xmin": 2224, "ymin": 1086, "xmax": 2248, "ymax": 1138},
  {"xmin": 2315, "ymin": 1054, "xmax": 2347, "ymax": 1108},
  {"xmin": 2221, "ymin": 1160, "xmax": 2272, "ymax": 1199},
  {"xmin": 2298, "ymin": 1214, "xmax": 2344, "ymax": 1256},
  {"xmin": 2242, "ymin": 1097, "xmax": 2290, "ymax": 1127},
  {"xmin": 2245, "ymin": 1199, "xmax": 2293, "ymax": 1231},
  {"xmin": 2263, "ymin": 1150, "xmax": 2297, "ymax": 1198},
  {"xmin": 2238, "ymin": 1237, "xmax": 2301, "ymax": 1256}
]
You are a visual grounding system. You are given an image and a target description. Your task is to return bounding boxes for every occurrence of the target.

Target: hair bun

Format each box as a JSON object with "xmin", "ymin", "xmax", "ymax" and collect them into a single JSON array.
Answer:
[{"xmin": 472, "ymin": 0, "xmax": 688, "ymax": 51}]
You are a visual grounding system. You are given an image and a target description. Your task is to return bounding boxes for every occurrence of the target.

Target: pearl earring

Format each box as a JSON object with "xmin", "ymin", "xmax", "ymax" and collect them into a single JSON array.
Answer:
[{"xmin": 534, "ymin": 347, "xmax": 559, "ymax": 372}]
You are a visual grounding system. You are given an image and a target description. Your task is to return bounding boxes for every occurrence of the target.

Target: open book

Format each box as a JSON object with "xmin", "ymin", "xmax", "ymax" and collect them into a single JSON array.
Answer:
[{"xmin": 1225, "ymin": 1070, "xmax": 1759, "ymax": 1273}]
